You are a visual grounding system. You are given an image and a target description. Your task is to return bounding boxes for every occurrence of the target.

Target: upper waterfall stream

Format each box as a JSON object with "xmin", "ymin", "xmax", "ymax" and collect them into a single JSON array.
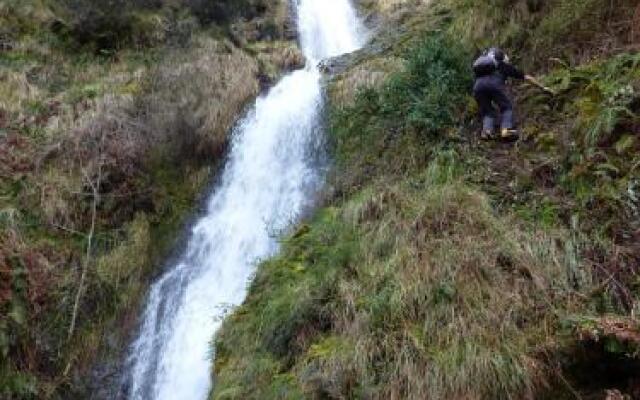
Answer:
[{"xmin": 123, "ymin": 1, "xmax": 366, "ymax": 399}]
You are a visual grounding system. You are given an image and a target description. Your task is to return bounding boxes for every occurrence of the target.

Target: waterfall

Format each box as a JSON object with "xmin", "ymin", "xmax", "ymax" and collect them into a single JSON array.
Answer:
[{"xmin": 124, "ymin": 1, "xmax": 365, "ymax": 399}]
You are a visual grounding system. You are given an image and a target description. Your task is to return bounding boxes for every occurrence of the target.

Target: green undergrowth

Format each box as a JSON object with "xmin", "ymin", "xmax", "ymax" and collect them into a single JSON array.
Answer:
[
  {"xmin": 1, "ymin": 159, "xmax": 212, "ymax": 399},
  {"xmin": 213, "ymin": 1, "xmax": 639, "ymax": 398},
  {"xmin": 434, "ymin": 0, "xmax": 638, "ymax": 69},
  {"xmin": 329, "ymin": 34, "xmax": 472, "ymax": 195},
  {"xmin": 1, "ymin": 0, "xmax": 293, "ymax": 398},
  {"xmin": 214, "ymin": 148, "xmax": 599, "ymax": 399},
  {"xmin": 513, "ymin": 51, "xmax": 640, "ymax": 241}
]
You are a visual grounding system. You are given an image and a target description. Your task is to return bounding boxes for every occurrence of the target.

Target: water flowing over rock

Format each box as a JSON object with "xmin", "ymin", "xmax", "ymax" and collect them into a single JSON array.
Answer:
[{"xmin": 122, "ymin": 1, "xmax": 366, "ymax": 399}]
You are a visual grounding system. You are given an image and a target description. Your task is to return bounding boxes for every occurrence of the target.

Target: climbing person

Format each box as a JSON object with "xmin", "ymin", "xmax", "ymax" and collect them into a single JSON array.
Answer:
[{"xmin": 472, "ymin": 47, "xmax": 554, "ymax": 140}]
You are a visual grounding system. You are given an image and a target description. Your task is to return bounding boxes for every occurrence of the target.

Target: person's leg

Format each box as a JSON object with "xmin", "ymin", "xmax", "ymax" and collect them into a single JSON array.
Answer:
[
  {"xmin": 494, "ymin": 87, "xmax": 515, "ymax": 131},
  {"xmin": 474, "ymin": 88, "xmax": 497, "ymax": 138}
]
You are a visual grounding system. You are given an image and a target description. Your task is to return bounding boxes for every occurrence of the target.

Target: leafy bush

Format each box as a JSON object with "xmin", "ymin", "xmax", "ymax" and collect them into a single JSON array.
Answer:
[
  {"xmin": 329, "ymin": 34, "xmax": 471, "ymax": 192},
  {"xmin": 51, "ymin": 0, "xmax": 273, "ymax": 51},
  {"xmin": 186, "ymin": 0, "xmax": 262, "ymax": 25},
  {"xmin": 570, "ymin": 53, "xmax": 640, "ymax": 148},
  {"xmin": 381, "ymin": 34, "xmax": 471, "ymax": 134},
  {"xmin": 54, "ymin": 0, "xmax": 142, "ymax": 50},
  {"xmin": 333, "ymin": 34, "xmax": 470, "ymax": 144}
]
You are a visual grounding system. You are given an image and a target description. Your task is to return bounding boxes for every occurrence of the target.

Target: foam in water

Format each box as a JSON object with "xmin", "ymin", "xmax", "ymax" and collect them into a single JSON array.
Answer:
[{"xmin": 124, "ymin": 1, "xmax": 365, "ymax": 399}]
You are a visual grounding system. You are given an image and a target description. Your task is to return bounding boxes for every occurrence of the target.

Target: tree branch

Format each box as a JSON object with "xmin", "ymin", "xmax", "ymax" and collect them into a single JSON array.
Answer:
[{"xmin": 67, "ymin": 162, "xmax": 102, "ymax": 342}]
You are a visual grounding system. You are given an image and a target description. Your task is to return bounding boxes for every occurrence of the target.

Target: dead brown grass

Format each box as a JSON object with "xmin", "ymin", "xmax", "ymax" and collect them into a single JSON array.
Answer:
[
  {"xmin": 1, "ymin": 0, "xmax": 294, "ymax": 396},
  {"xmin": 213, "ymin": 160, "xmax": 600, "ymax": 399},
  {"xmin": 297, "ymin": 178, "xmax": 584, "ymax": 399},
  {"xmin": 359, "ymin": 0, "xmax": 432, "ymax": 23},
  {"xmin": 330, "ymin": 56, "xmax": 405, "ymax": 108},
  {"xmin": 144, "ymin": 36, "xmax": 260, "ymax": 161},
  {"xmin": 0, "ymin": 70, "xmax": 42, "ymax": 115}
]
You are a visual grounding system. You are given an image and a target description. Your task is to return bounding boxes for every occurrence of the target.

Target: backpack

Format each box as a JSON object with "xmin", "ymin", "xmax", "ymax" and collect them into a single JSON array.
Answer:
[{"xmin": 473, "ymin": 54, "xmax": 498, "ymax": 77}]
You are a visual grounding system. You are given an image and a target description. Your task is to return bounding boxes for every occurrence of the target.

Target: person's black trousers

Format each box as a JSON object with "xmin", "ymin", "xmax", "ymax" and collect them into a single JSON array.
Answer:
[{"xmin": 473, "ymin": 75, "xmax": 514, "ymax": 133}]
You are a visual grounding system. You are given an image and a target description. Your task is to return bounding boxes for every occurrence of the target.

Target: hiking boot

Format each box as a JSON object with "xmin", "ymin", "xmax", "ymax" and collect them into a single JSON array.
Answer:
[
  {"xmin": 500, "ymin": 128, "xmax": 519, "ymax": 140},
  {"xmin": 480, "ymin": 129, "xmax": 494, "ymax": 140}
]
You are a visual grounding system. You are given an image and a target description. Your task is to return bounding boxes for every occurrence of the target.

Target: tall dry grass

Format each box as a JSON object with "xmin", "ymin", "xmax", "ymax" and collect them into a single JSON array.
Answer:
[
  {"xmin": 300, "ymin": 181, "xmax": 583, "ymax": 398},
  {"xmin": 1, "ymin": 0, "xmax": 296, "ymax": 396},
  {"xmin": 142, "ymin": 36, "xmax": 260, "ymax": 161},
  {"xmin": 359, "ymin": 0, "xmax": 432, "ymax": 22},
  {"xmin": 36, "ymin": 34, "xmax": 262, "ymax": 229},
  {"xmin": 213, "ymin": 151, "xmax": 597, "ymax": 399},
  {"xmin": 0, "ymin": 71, "xmax": 42, "ymax": 116},
  {"xmin": 329, "ymin": 56, "xmax": 405, "ymax": 108}
]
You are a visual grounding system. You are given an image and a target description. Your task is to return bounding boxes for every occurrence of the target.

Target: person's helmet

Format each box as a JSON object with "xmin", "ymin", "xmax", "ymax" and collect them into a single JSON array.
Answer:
[{"xmin": 488, "ymin": 47, "xmax": 509, "ymax": 63}]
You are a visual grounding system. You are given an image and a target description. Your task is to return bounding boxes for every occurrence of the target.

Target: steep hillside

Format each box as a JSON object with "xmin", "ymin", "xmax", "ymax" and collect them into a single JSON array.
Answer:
[
  {"xmin": 212, "ymin": 0, "xmax": 640, "ymax": 399},
  {"xmin": 0, "ymin": 0, "xmax": 301, "ymax": 398}
]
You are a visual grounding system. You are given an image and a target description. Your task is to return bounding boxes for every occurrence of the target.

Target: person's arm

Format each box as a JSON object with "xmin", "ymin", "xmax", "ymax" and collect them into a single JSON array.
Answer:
[
  {"xmin": 500, "ymin": 63, "xmax": 526, "ymax": 80},
  {"xmin": 500, "ymin": 63, "xmax": 555, "ymax": 94}
]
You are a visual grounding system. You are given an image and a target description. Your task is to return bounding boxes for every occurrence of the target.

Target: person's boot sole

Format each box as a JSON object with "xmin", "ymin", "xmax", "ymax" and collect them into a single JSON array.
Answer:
[
  {"xmin": 480, "ymin": 131, "xmax": 495, "ymax": 140},
  {"xmin": 499, "ymin": 134, "xmax": 519, "ymax": 143},
  {"xmin": 500, "ymin": 129, "xmax": 519, "ymax": 142}
]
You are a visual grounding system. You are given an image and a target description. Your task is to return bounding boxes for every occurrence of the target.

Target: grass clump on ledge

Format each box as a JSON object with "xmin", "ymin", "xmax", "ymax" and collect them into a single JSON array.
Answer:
[{"xmin": 212, "ymin": 149, "xmax": 594, "ymax": 399}]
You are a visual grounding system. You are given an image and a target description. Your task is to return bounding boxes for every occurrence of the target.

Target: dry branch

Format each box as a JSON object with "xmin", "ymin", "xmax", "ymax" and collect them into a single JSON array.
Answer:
[{"xmin": 67, "ymin": 150, "xmax": 105, "ymax": 341}]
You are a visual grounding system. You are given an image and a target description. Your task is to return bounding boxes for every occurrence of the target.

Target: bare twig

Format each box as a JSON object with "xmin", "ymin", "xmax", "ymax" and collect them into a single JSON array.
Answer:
[
  {"xmin": 51, "ymin": 223, "xmax": 87, "ymax": 237},
  {"xmin": 67, "ymin": 162, "xmax": 102, "ymax": 342}
]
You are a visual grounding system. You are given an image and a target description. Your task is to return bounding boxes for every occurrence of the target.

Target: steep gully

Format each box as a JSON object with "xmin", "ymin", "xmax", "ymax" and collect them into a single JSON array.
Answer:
[{"xmin": 120, "ymin": 1, "xmax": 366, "ymax": 399}]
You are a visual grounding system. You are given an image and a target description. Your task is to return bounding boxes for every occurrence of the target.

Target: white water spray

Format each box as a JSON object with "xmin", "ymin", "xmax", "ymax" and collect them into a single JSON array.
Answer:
[{"xmin": 124, "ymin": 1, "xmax": 365, "ymax": 399}]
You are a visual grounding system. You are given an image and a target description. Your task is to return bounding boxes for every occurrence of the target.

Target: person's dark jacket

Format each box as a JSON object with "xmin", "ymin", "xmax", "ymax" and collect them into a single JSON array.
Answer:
[
  {"xmin": 473, "ymin": 61, "xmax": 525, "ymax": 93},
  {"xmin": 494, "ymin": 62, "xmax": 525, "ymax": 83}
]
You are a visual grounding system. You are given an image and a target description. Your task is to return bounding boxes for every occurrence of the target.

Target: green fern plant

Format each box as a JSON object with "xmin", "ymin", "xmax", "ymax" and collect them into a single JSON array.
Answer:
[{"xmin": 556, "ymin": 53, "xmax": 640, "ymax": 149}]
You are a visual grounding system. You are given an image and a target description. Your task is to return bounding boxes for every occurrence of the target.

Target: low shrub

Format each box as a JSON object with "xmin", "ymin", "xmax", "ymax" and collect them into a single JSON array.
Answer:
[
  {"xmin": 380, "ymin": 34, "xmax": 471, "ymax": 135},
  {"xmin": 551, "ymin": 52, "xmax": 640, "ymax": 149},
  {"xmin": 334, "ymin": 33, "xmax": 470, "ymax": 139},
  {"xmin": 328, "ymin": 33, "xmax": 471, "ymax": 194},
  {"xmin": 50, "ymin": 0, "xmax": 280, "ymax": 51}
]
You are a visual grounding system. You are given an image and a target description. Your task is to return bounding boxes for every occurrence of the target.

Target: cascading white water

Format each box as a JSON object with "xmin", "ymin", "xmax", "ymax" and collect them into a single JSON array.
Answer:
[{"xmin": 124, "ymin": 1, "xmax": 365, "ymax": 399}]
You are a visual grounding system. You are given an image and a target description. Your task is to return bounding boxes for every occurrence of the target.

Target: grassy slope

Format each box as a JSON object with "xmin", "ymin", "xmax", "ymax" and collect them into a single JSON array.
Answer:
[
  {"xmin": 0, "ymin": 0, "xmax": 298, "ymax": 398},
  {"xmin": 212, "ymin": 0, "xmax": 640, "ymax": 399}
]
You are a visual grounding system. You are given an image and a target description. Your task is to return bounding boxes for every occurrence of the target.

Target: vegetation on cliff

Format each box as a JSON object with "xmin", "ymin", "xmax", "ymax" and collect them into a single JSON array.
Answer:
[
  {"xmin": 212, "ymin": 0, "xmax": 640, "ymax": 398},
  {"xmin": 0, "ymin": 0, "xmax": 300, "ymax": 398}
]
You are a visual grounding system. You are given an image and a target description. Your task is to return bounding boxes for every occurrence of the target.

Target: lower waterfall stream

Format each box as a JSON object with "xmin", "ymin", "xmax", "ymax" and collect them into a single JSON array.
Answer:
[{"xmin": 123, "ymin": 1, "xmax": 366, "ymax": 399}]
